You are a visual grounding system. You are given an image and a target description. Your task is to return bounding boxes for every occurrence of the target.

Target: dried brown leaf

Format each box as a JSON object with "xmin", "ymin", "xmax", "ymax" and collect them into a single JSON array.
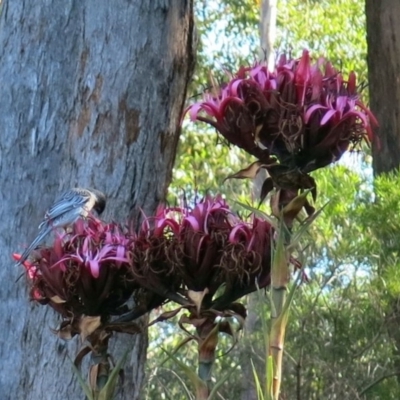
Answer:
[
  {"xmin": 79, "ymin": 316, "xmax": 101, "ymax": 342},
  {"xmin": 148, "ymin": 307, "xmax": 184, "ymax": 327},
  {"xmin": 188, "ymin": 289, "xmax": 209, "ymax": 315},
  {"xmin": 89, "ymin": 364, "xmax": 99, "ymax": 391},
  {"xmin": 259, "ymin": 177, "xmax": 274, "ymax": 204},
  {"xmin": 74, "ymin": 346, "xmax": 92, "ymax": 369},
  {"xmin": 50, "ymin": 295, "xmax": 66, "ymax": 304},
  {"xmin": 199, "ymin": 324, "xmax": 219, "ymax": 361},
  {"xmin": 51, "ymin": 323, "xmax": 73, "ymax": 340},
  {"xmin": 223, "ymin": 161, "xmax": 266, "ymax": 182}
]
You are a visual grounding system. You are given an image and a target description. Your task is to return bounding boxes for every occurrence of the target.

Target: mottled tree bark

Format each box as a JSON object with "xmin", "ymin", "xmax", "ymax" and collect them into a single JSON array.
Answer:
[
  {"xmin": 0, "ymin": 1, "xmax": 195, "ymax": 399},
  {"xmin": 366, "ymin": 0, "xmax": 400, "ymax": 173}
]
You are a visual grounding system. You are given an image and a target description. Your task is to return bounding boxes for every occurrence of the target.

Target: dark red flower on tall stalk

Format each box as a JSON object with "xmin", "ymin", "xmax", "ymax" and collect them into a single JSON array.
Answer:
[
  {"xmin": 14, "ymin": 218, "xmax": 137, "ymax": 320},
  {"xmin": 132, "ymin": 196, "xmax": 274, "ymax": 311},
  {"xmin": 185, "ymin": 50, "xmax": 378, "ymax": 211}
]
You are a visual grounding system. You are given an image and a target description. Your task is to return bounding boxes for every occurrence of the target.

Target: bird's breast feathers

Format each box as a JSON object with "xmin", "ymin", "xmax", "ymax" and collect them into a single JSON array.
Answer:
[{"xmin": 82, "ymin": 194, "xmax": 97, "ymax": 216}]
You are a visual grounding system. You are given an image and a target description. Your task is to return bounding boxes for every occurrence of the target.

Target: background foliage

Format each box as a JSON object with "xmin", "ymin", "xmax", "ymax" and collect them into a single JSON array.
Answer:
[{"xmin": 146, "ymin": 1, "xmax": 400, "ymax": 399}]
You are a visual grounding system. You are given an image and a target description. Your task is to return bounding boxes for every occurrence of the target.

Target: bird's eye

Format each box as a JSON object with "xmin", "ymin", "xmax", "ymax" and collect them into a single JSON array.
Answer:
[{"xmin": 95, "ymin": 203, "xmax": 106, "ymax": 215}]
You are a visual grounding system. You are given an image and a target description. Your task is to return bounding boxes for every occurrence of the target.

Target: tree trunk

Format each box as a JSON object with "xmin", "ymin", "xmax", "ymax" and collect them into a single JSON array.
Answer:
[
  {"xmin": 366, "ymin": 0, "xmax": 400, "ymax": 387},
  {"xmin": 259, "ymin": 0, "xmax": 277, "ymax": 69},
  {"xmin": 366, "ymin": 0, "xmax": 400, "ymax": 173},
  {"xmin": 0, "ymin": 1, "xmax": 195, "ymax": 399}
]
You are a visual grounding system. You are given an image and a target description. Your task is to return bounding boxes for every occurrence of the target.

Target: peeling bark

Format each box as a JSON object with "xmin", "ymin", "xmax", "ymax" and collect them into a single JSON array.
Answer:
[{"xmin": 0, "ymin": 1, "xmax": 195, "ymax": 399}]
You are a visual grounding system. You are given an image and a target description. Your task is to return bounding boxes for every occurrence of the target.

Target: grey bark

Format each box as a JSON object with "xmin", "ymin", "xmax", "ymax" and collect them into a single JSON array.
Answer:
[
  {"xmin": 255, "ymin": 0, "xmax": 277, "ymax": 197},
  {"xmin": 366, "ymin": 0, "xmax": 400, "ymax": 174},
  {"xmin": 259, "ymin": 0, "xmax": 277, "ymax": 69},
  {"xmin": 0, "ymin": 1, "xmax": 195, "ymax": 399}
]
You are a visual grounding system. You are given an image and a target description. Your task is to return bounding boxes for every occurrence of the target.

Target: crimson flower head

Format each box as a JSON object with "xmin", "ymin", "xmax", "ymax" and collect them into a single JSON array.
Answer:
[
  {"xmin": 133, "ymin": 196, "xmax": 274, "ymax": 311},
  {"xmin": 186, "ymin": 50, "xmax": 378, "ymax": 208},
  {"xmin": 14, "ymin": 218, "xmax": 136, "ymax": 320}
]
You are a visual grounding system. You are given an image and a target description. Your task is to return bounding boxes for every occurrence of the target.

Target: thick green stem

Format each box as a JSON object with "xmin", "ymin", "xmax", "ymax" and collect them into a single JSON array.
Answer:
[
  {"xmin": 270, "ymin": 286, "xmax": 288, "ymax": 399},
  {"xmin": 198, "ymin": 359, "xmax": 213, "ymax": 385},
  {"xmin": 269, "ymin": 221, "xmax": 291, "ymax": 400},
  {"xmin": 195, "ymin": 385, "xmax": 211, "ymax": 400},
  {"xmin": 267, "ymin": 190, "xmax": 310, "ymax": 398}
]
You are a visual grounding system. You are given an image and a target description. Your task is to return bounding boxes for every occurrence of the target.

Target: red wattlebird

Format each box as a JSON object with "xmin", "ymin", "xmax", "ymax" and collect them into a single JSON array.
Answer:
[{"xmin": 15, "ymin": 187, "xmax": 106, "ymax": 267}]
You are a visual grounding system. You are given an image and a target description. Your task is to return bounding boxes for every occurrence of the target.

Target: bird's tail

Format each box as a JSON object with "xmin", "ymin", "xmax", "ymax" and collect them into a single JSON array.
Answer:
[{"xmin": 15, "ymin": 225, "xmax": 52, "ymax": 267}]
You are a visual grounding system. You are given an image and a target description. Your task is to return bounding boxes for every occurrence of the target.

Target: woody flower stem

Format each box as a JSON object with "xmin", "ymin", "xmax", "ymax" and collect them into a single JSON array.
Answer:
[
  {"xmin": 87, "ymin": 330, "xmax": 112, "ymax": 395},
  {"xmin": 269, "ymin": 223, "xmax": 291, "ymax": 400},
  {"xmin": 196, "ymin": 319, "xmax": 219, "ymax": 399}
]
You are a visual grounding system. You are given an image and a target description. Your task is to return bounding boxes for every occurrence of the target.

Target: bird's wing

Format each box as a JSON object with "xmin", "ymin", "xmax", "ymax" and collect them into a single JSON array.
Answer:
[
  {"xmin": 16, "ymin": 224, "xmax": 53, "ymax": 266},
  {"xmin": 39, "ymin": 189, "xmax": 91, "ymax": 229}
]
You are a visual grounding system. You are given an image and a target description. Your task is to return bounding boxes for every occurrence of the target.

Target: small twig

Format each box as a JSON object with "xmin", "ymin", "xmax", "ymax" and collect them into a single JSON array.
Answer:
[
  {"xmin": 359, "ymin": 370, "xmax": 400, "ymax": 396},
  {"xmin": 351, "ymin": 326, "xmax": 384, "ymax": 359}
]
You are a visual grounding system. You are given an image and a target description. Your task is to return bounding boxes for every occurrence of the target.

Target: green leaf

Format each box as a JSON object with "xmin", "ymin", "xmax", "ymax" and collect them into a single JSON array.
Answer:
[
  {"xmin": 288, "ymin": 201, "xmax": 329, "ymax": 251},
  {"xmin": 208, "ymin": 363, "xmax": 239, "ymax": 400},
  {"xmin": 70, "ymin": 357, "xmax": 94, "ymax": 400},
  {"xmin": 98, "ymin": 350, "xmax": 130, "ymax": 400},
  {"xmin": 162, "ymin": 368, "xmax": 195, "ymax": 400},
  {"xmin": 161, "ymin": 347, "xmax": 209, "ymax": 397},
  {"xmin": 160, "ymin": 337, "xmax": 193, "ymax": 367},
  {"xmin": 266, "ymin": 356, "xmax": 274, "ymax": 400},
  {"xmin": 281, "ymin": 188, "xmax": 314, "ymax": 223},
  {"xmin": 235, "ymin": 201, "xmax": 278, "ymax": 228},
  {"xmin": 251, "ymin": 359, "xmax": 264, "ymax": 400}
]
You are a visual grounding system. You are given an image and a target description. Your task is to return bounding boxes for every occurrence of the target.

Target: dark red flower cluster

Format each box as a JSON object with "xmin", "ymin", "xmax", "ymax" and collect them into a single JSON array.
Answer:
[
  {"xmin": 15, "ymin": 218, "xmax": 136, "ymax": 319},
  {"xmin": 186, "ymin": 50, "xmax": 378, "ymax": 208},
  {"xmin": 134, "ymin": 196, "xmax": 273, "ymax": 310},
  {"xmin": 15, "ymin": 197, "xmax": 274, "ymax": 324}
]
